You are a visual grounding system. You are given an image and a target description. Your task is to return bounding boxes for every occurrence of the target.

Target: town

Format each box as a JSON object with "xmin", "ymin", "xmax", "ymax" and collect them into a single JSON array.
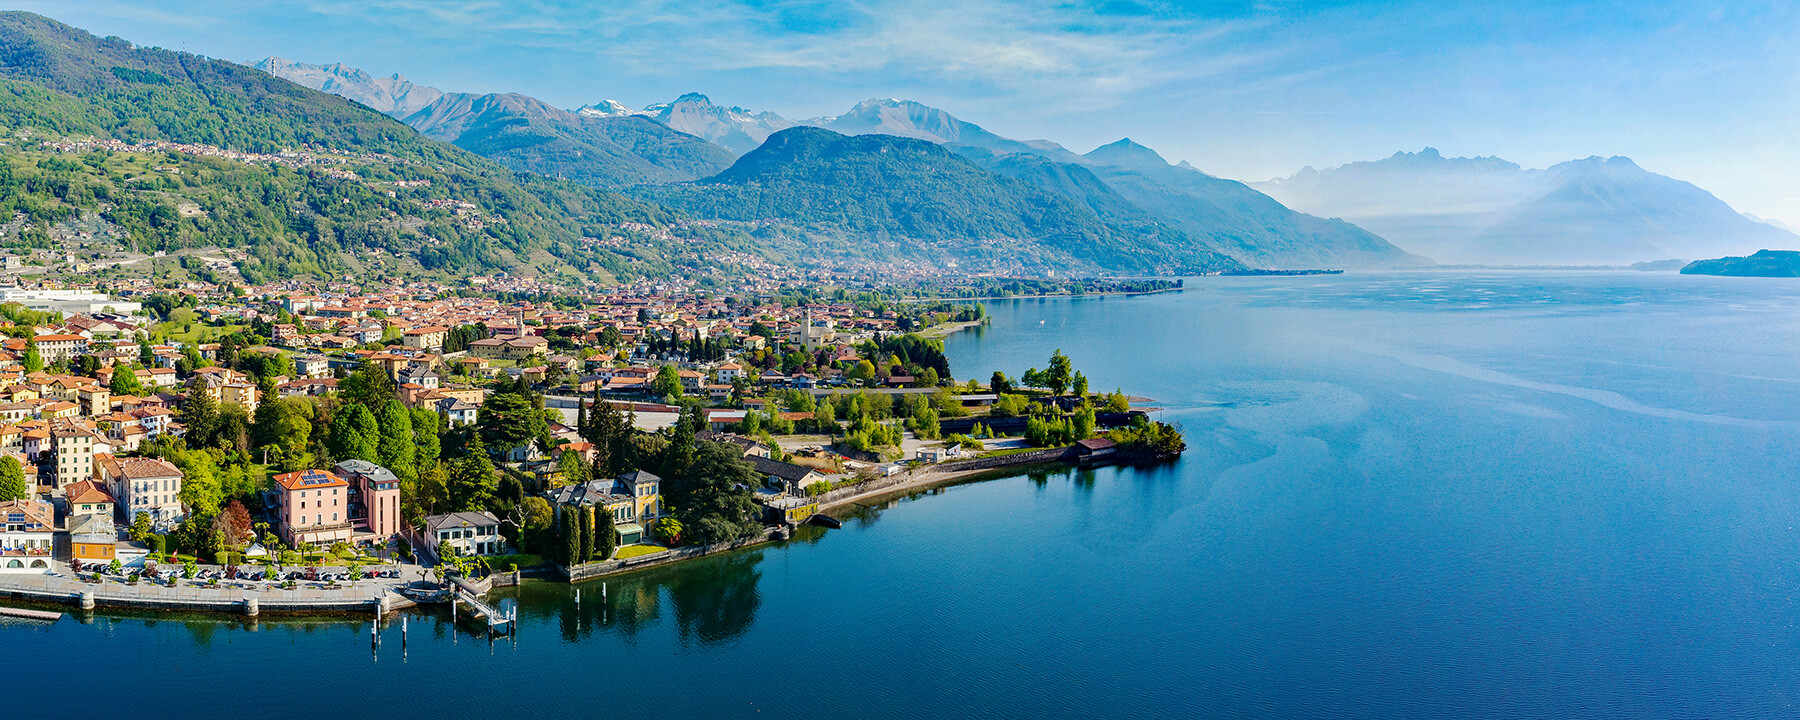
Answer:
[{"xmin": 0, "ymin": 271, "xmax": 1183, "ymax": 616}]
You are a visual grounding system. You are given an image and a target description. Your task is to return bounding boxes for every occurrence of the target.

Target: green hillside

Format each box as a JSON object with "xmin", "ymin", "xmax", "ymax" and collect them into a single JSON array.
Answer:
[
  {"xmin": 402, "ymin": 92, "xmax": 735, "ymax": 187},
  {"xmin": 637, "ymin": 127, "xmax": 1240, "ymax": 274},
  {"xmin": 0, "ymin": 11, "xmax": 687, "ymax": 283}
]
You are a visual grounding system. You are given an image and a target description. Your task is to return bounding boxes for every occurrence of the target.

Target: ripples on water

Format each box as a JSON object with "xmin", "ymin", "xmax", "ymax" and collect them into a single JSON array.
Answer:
[{"xmin": 9, "ymin": 271, "xmax": 1800, "ymax": 720}]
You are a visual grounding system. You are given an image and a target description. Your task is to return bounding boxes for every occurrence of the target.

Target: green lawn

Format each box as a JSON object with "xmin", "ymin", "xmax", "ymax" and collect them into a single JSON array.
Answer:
[
  {"xmin": 482, "ymin": 553, "xmax": 544, "ymax": 570},
  {"xmin": 613, "ymin": 544, "xmax": 667, "ymax": 560}
]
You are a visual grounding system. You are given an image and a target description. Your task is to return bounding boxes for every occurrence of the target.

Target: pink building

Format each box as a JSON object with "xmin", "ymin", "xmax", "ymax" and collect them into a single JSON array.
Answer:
[
  {"xmin": 334, "ymin": 460, "xmax": 402, "ymax": 540},
  {"xmin": 273, "ymin": 469, "xmax": 352, "ymax": 547}
]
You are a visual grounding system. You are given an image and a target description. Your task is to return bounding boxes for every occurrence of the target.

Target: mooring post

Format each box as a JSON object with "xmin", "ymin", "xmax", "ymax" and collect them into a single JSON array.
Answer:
[{"xmin": 78, "ymin": 591, "xmax": 95, "ymax": 610}]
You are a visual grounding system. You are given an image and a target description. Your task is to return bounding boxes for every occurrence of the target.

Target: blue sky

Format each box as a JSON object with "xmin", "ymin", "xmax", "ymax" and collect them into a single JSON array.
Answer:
[{"xmin": 13, "ymin": 0, "xmax": 1800, "ymax": 224}]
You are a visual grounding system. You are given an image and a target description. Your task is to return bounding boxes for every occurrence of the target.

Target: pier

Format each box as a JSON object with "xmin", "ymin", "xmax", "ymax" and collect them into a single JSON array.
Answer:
[{"xmin": 450, "ymin": 577, "xmax": 513, "ymax": 634}]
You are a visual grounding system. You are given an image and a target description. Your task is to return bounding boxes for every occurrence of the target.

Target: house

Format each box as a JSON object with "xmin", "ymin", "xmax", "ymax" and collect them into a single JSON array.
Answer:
[
  {"xmin": 30, "ymin": 334, "xmax": 87, "ymax": 363},
  {"xmin": 423, "ymin": 511, "xmax": 505, "ymax": 557},
  {"xmin": 396, "ymin": 365, "xmax": 441, "ymax": 389},
  {"xmin": 549, "ymin": 470, "xmax": 663, "ymax": 543},
  {"xmin": 97, "ymin": 454, "xmax": 184, "ymax": 525},
  {"xmin": 468, "ymin": 335, "xmax": 547, "ymax": 361},
  {"xmin": 1073, "ymin": 437, "xmax": 1118, "ymax": 460},
  {"xmin": 696, "ymin": 431, "xmax": 772, "ymax": 459},
  {"xmin": 333, "ymin": 460, "xmax": 401, "ymax": 540},
  {"xmin": 64, "ymin": 479, "xmax": 114, "ymax": 518},
  {"xmin": 272, "ymin": 469, "xmax": 353, "ymax": 547},
  {"xmin": 437, "ymin": 397, "xmax": 478, "ymax": 426},
  {"xmin": 703, "ymin": 409, "xmax": 747, "ymax": 432},
  {"xmin": 716, "ymin": 362, "xmax": 743, "ymax": 383},
  {"xmin": 51, "ymin": 424, "xmax": 109, "ymax": 491},
  {"xmin": 401, "ymin": 326, "xmax": 449, "ymax": 351},
  {"xmin": 294, "ymin": 355, "xmax": 331, "ymax": 379},
  {"xmin": 916, "ymin": 446, "xmax": 961, "ymax": 463},
  {"xmin": 68, "ymin": 513, "xmax": 116, "ymax": 565},
  {"xmin": 748, "ymin": 455, "xmax": 826, "ymax": 495},
  {"xmin": 756, "ymin": 494, "xmax": 819, "ymax": 526},
  {"xmin": 0, "ymin": 498, "xmax": 55, "ymax": 572}
]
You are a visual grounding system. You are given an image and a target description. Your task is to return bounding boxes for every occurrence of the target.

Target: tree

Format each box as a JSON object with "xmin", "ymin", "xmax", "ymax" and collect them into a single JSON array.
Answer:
[
  {"xmin": 213, "ymin": 404, "xmax": 252, "ymax": 454},
  {"xmin": 519, "ymin": 496, "xmax": 553, "ymax": 553},
  {"xmin": 109, "ymin": 369, "xmax": 146, "ymax": 396},
  {"xmin": 478, "ymin": 391, "xmax": 544, "ymax": 456},
  {"xmin": 409, "ymin": 407, "xmax": 441, "ymax": 466},
  {"xmin": 652, "ymin": 365, "xmax": 683, "ymax": 399},
  {"xmin": 327, "ymin": 403, "xmax": 378, "ymax": 463},
  {"xmin": 1105, "ymin": 390, "xmax": 1131, "ymax": 414},
  {"xmin": 211, "ymin": 500, "xmax": 254, "ymax": 550},
  {"xmin": 594, "ymin": 506, "xmax": 617, "ymax": 560},
  {"xmin": 666, "ymin": 441, "xmax": 764, "ymax": 544},
  {"xmin": 182, "ymin": 391, "xmax": 219, "ymax": 449},
  {"xmin": 21, "ymin": 339, "xmax": 40, "ymax": 373},
  {"xmin": 339, "ymin": 365, "xmax": 398, "ymax": 411},
  {"xmin": 991, "ymin": 393, "xmax": 1030, "ymax": 418},
  {"xmin": 375, "ymin": 400, "xmax": 417, "ymax": 482},
  {"xmin": 177, "ymin": 456, "xmax": 223, "ymax": 519},
  {"xmin": 652, "ymin": 516, "xmax": 684, "ymax": 546},
  {"xmin": 1044, "ymin": 349, "xmax": 1072, "ymax": 396},
  {"xmin": 1072, "ymin": 405, "xmax": 1097, "ymax": 441},
  {"xmin": 556, "ymin": 449, "xmax": 588, "ymax": 488},
  {"xmin": 1072, "ymin": 371, "xmax": 1089, "ymax": 401},
  {"xmin": 576, "ymin": 505, "xmax": 594, "ymax": 563},
  {"xmin": 559, "ymin": 509, "xmax": 580, "ymax": 567},
  {"xmin": 445, "ymin": 454, "xmax": 497, "ymax": 512},
  {"xmin": 847, "ymin": 359, "xmax": 877, "ymax": 385},
  {"xmin": 0, "ymin": 455, "xmax": 25, "ymax": 501},
  {"xmin": 253, "ymin": 397, "xmax": 313, "ymax": 469},
  {"xmin": 412, "ymin": 461, "xmax": 449, "ymax": 523}
]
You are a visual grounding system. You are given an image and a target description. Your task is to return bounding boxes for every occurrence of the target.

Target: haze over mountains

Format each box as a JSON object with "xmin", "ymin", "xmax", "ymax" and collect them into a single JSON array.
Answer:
[
  {"xmin": 252, "ymin": 57, "xmax": 443, "ymax": 117},
  {"xmin": 1256, "ymin": 148, "xmax": 1797, "ymax": 265},
  {"xmin": 261, "ymin": 58, "xmax": 1421, "ymax": 271}
]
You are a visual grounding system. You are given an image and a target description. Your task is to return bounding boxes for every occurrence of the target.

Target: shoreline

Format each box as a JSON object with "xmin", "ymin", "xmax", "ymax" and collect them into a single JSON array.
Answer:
[
  {"xmin": 816, "ymin": 460, "xmax": 1070, "ymax": 514},
  {"xmin": 900, "ymin": 285, "xmax": 1187, "ymax": 304}
]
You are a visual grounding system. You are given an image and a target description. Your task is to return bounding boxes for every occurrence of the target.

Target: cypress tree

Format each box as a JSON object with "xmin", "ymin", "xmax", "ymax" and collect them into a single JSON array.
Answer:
[
  {"xmin": 560, "ymin": 510, "xmax": 579, "ymax": 567},
  {"xmin": 595, "ymin": 506, "xmax": 617, "ymax": 561},
  {"xmin": 577, "ymin": 505, "xmax": 593, "ymax": 564}
]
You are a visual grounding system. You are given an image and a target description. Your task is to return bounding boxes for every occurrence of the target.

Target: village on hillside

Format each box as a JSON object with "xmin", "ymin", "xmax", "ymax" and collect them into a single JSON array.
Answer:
[{"xmin": 0, "ymin": 269, "xmax": 1180, "ymax": 600}]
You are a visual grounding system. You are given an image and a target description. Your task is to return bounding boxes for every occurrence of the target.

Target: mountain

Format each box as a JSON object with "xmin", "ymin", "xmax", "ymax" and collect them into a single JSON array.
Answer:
[
  {"xmin": 821, "ymin": 98, "xmax": 1082, "ymax": 161},
  {"xmin": 1078, "ymin": 140, "xmax": 1430, "ymax": 269},
  {"xmin": 635, "ymin": 127, "xmax": 1240, "ymax": 275},
  {"xmin": 1743, "ymin": 213, "xmax": 1796, "ymax": 233},
  {"xmin": 402, "ymin": 92, "xmax": 735, "ymax": 186},
  {"xmin": 1681, "ymin": 249, "xmax": 1800, "ymax": 277},
  {"xmin": 0, "ymin": 12, "xmax": 684, "ymax": 282},
  {"xmin": 632, "ymin": 93, "xmax": 800, "ymax": 155},
  {"xmin": 1257, "ymin": 148, "xmax": 1797, "ymax": 265},
  {"xmin": 799, "ymin": 99, "xmax": 1420, "ymax": 269},
  {"xmin": 254, "ymin": 56, "xmax": 442, "ymax": 117},
  {"xmin": 252, "ymin": 59, "xmax": 737, "ymax": 187},
  {"xmin": 574, "ymin": 99, "xmax": 633, "ymax": 117}
]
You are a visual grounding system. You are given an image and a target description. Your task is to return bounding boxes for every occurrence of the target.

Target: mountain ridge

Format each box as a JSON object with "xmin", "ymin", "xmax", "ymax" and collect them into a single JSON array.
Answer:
[{"xmin": 1257, "ymin": 148, "xmax": 1796, "ymax": 265}]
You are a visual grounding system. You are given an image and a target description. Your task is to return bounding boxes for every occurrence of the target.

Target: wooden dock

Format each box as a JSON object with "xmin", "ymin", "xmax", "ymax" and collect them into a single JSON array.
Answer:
[{"xmin": 0, "ymin": 606, "xmax": 62, "ymax": 621}]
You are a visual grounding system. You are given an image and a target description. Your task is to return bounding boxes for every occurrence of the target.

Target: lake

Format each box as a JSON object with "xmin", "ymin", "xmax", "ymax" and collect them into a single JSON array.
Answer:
[{"xmin": 8, "ymin": 271, "xmax": 1800, "ymax": 719}]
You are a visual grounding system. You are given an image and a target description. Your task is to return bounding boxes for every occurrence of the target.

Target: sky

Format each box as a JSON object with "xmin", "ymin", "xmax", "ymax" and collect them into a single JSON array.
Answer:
[{"xmin": 11, "ymin": 0, "xmax": 1800, "ymax": 225}]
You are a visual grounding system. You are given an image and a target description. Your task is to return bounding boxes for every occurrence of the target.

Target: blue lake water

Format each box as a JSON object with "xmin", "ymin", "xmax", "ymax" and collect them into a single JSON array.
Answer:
[{"xmin": 7, "ymin": 271, "xmax": 1800, "ymax": 719}]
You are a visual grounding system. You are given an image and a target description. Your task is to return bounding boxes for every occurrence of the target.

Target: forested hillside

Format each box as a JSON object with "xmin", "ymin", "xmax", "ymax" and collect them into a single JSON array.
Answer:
[
  {"xmin": 637, "ymin": 127, "xmax": 1240, "ymax": 275},
  {"xmin": 0, "ymin": 11, "xmax": 690, "ymax": 283}
]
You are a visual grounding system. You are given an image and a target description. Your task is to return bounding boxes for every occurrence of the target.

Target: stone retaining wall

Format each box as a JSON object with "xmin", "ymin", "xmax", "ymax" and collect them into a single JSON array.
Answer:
[{"xmin": 561, "ymin": 530, "xmax": 779, "ymax": 583}]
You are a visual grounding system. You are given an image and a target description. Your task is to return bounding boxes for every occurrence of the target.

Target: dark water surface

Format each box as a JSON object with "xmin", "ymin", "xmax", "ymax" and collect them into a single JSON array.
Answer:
[{"xmin": 9, "ymin": 272, "xmax": 1800, "ymax": 719}]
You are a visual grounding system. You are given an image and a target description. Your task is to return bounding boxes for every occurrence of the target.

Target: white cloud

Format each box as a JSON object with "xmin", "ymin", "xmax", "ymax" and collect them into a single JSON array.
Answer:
[{"xmin": 296, "ymin": 0, "xmax": 1288, "ymax": 111}]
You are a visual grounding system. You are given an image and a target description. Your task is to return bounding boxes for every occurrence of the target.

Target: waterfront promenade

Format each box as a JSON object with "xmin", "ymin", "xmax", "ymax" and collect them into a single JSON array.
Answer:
[{"xmin": 0, "ymin": 561, "xmax": 430, "ymax": 614}]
